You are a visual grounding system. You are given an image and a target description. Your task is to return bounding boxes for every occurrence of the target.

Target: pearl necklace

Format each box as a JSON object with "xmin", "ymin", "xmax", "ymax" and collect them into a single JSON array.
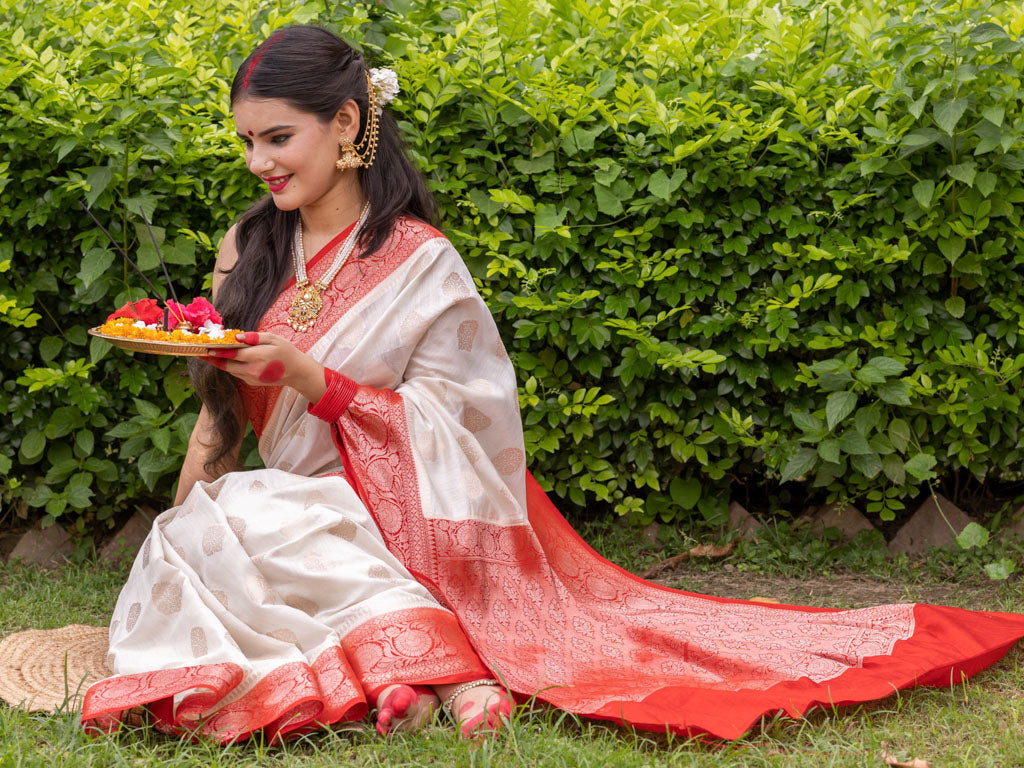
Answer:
[{"xmin": 287, "ymin": 202, "xmax": 371, "ymax": 332}]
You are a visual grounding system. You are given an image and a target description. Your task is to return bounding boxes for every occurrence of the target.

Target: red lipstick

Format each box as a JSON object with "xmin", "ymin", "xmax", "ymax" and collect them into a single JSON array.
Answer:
[{"xmin": 265, "ymin": 175, "xmax": 291, "ymax": 192}]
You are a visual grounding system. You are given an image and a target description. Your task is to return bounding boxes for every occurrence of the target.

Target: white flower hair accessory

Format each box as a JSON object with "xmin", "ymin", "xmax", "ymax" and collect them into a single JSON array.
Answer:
[{"xmin": 368, "ymin": 67, "xmax": 400, "ymax": 114}]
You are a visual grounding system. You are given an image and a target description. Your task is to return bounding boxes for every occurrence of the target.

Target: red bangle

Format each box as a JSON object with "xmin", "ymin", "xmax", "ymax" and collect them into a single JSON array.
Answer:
[{"xmin": 307, "ymin": 367, "xmax": 358, "ymax": 422}]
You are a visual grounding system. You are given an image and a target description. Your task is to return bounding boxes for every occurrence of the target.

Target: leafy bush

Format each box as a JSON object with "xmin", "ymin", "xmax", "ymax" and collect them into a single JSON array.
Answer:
[{"xmin": 2, "ymin": 0, "xmax": 1024, "ymax": 541}]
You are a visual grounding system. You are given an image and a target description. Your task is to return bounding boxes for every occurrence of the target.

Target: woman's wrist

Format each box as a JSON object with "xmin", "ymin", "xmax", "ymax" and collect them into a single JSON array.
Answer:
[{"xmin": 286, "ymin": 354, "xmax": 327, "ymax": 403}]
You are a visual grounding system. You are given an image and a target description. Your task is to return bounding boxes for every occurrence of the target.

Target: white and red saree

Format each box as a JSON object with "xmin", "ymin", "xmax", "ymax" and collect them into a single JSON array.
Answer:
[{"xmin": 83, "ymin": 218, "xmax": 1024, "ymax": 742}]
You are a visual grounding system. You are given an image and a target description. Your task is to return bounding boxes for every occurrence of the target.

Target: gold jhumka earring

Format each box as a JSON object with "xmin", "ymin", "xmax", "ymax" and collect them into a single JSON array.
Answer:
[{"xmin": 336, "ymin": 71, "xmax": 381, "ymax": 170}]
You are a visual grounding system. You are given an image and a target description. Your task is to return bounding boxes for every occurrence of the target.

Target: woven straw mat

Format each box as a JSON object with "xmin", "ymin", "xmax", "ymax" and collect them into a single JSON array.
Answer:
[{"xmin": 0, "ymin": 625, "xmax": 110, "ymax": 712}]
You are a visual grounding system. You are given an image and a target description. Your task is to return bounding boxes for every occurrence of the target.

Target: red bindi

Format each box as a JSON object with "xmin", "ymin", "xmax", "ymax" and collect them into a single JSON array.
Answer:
[
  {"xmin": 259, "ymin": 360, "xmax": 286, "ymax": 383},
  {"xmin": 247, "ymin": 130, "xmax": 253, "ymax": 137}
]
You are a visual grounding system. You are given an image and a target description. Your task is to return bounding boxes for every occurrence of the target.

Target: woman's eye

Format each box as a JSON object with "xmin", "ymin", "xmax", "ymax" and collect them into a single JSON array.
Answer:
[{"xmin": 271, "ymin": 135, "xmax": 290, "ymax": 145}]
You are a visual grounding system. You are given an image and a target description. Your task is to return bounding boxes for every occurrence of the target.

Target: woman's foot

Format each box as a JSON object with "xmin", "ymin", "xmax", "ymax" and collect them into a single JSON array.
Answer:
[
  {"xmin": 437, "ymin": 681, "xmax": 513, "ymax": 739},
  {"xmin": 374, "ymin": 684, "xmax": 439, "ymax": 736}
]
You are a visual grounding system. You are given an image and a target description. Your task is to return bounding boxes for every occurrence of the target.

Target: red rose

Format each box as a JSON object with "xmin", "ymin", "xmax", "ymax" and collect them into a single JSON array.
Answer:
[
  {"xmin": 132, "ymin": 298, "xmax": 164, "ymax": 326},
  {"xmin": 182, "ymin": 297, "xmax": 222, "ymax": 327},
  {"xmin": 106, "ymin": 298, "xmax": 163, "ymax": 325},
  {"xmin": 107, "ymin": 302, "xmax": 139, "ymax": 323}
]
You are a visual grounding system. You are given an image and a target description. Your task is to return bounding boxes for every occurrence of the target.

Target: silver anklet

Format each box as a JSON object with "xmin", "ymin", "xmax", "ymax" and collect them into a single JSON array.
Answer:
[{"xmin": 441, "ymin": 678, "xmax": 499, "ymax": 717}]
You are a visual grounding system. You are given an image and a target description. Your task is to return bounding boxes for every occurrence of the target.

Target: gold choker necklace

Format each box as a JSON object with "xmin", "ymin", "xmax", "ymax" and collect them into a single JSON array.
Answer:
[{"xmin": 287, "ymin": 202, "xmax": 371, "ymax": 332}]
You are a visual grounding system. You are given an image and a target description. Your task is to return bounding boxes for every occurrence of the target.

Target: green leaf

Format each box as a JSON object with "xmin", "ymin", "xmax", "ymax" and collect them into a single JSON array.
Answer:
[
  {"xmin": 792, "ymin": 411, "xmax": 824, "ymax": 433},
  {"xmin": 0, "ymin": 455, "xmax": 11, "ymax": 475},
  {"xmin": 47, "ymin": 406, "xmax": 82, "ymax": 439},
  {"xmin": 838, "ymin": 430, "xmax": 872, "ymax": 455},
  {"xmin": 934, "ymin": 98, "xmax": 968, "ymax": 136},
  {"xmin": 163, "ymin": 366, "xmax": 193, "ymax": 409},
  {"xmin": 781, "ymin": 447, "xmax": 818, "ymax": 483},
  {"xmin": 947, "ymin": 161, "xmax": 976, "ymax": 186},
  {"xmin": 76, "ymin": 429, "xmax": 95, "ymax": 456},
  {"xmin": 984, "ymin": 558, "xmax": 1016, "ymax": 580},
  {"xmin": 855, "ymin": 364, "xmax": 887, "ymax": 384},
  {"xmin": 955, "ymin": 521, "xmax": 989, "ymax": 549},
  {"xmin": 594, "ymin": 183, "xmax": 624, "ymax": 216},
  {"xmin": 981, "ymin": 106, "xmax": 1005, "ymax": 127},
  {"xmin": 904, "ymin": 452, "xmax": 938, "ymax": 480},
  {"xmin": 882, "ymin": 454, "xmax": 906, "ymax": 484},
  {"xmin": 878, "ymin": 380, "xmax": 911, "ymax": 406},
  {"xmin": 817, "ymin": 438, "xmax": 840, "ymax": 464},
  {"xmin": 976, "ymin": 172, "xmax": 997, "ymax": 197},
  {"xmin": 912, "ymin": 179, "xmax": 935, "ymax": 209},
  {"xmin": 945, "ymin": 296, "xmax": 966, "ymax": 318},
  {"xmin": 889, "ymin": 419, "xmax": 912, "ymax": 452},
  {"xmin": 39, "ymin": 336, "xmax": 63, "ymax": 362},
  {"xmin": 669, "ymin": 477, "xmax": 701, "ymax": 510},
  {"xmin": 825, "ymin": 391, "xmax": 857, "ymax": 430},
  {"xmin": 938, "ymin": 236, "xmax": 965, "ymax": 264},
  {"xmin": 84, "ymin": 166, "xmax": 113, "ymax": 207},
  {"xmin": 850, "ymin": 452, "xmax": 882, "ymax": 478},
  {"xmin": 867, "ymin": 356, "xmax": 906, "ymax": 377},
  {"xmin": 20, "ymin": 429, "xmax": 46, "ymax": 462},
  {"xmin": 66, "ymin": 483, "xmax": 94, "ymax": 509}
]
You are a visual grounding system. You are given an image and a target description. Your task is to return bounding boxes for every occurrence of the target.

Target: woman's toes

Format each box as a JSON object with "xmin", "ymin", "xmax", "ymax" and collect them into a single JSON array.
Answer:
[{"xmin": 375, "ymin": 684, "xmax": 439, "ymax": 735}]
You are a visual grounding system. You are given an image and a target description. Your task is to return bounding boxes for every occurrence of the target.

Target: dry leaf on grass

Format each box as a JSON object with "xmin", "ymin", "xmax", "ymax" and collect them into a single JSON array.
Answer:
[
  {"xmin": 638, "ymin": 542, "xmax": 734, "ymax": 578},
  {"xmin": 881, "ymin": 742, "xmax": 932, "ymax": 767},
  {"xmin": 749, "ymin": 597, "xmax": 781, "ymax": 604}
]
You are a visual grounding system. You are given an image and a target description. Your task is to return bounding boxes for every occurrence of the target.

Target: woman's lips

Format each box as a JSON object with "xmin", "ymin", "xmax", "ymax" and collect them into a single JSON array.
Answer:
[{"xmin": 265, "ymin": 175, "xmax": 292, "ymax": 192}]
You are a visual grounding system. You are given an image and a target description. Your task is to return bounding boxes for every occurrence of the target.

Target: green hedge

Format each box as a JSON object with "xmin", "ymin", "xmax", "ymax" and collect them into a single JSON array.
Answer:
[{"xmin": 2, "ymin": 0, "xmax": 1024, "ymax": 538}]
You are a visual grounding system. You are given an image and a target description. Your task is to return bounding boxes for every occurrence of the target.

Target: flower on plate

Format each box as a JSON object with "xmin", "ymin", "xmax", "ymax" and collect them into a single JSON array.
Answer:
[
  {"xmin": 182, "ymin": 297, "xmax": 222, "ymax": 327},
  {"xmin": 107, "ymin": 298, "xmax": 163, "ymax": 326}
]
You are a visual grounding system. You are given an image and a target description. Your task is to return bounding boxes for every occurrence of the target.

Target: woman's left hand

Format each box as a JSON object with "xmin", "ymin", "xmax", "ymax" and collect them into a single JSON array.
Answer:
[{"xmin": 202, "ymin": 332, "xmax": 326, "ymax": 402}]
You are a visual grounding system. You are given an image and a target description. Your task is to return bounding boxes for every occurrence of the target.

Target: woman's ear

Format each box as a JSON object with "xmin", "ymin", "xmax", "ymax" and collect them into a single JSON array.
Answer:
[{"xmin": 335, "ymin": 99, "xmax": 361, "ymax": 142}]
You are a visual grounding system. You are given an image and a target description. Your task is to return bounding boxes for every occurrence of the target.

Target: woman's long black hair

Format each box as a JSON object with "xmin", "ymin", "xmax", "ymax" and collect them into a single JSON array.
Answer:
[{"xmin": 188, "ymin": 25, "xmax": 437, "ymax": 472}]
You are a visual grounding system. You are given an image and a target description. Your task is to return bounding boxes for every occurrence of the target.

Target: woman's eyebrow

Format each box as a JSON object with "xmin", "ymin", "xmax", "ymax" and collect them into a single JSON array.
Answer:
[{"xmin": 235, "ymin": 124, "xmax": 294, "ymax": 139}]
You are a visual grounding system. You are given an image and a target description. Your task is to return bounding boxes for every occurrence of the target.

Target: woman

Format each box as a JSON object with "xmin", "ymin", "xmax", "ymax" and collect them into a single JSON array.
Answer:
[{"xmin": 83, "ymin": 25, "xmax": 1024, "ymax": 745}]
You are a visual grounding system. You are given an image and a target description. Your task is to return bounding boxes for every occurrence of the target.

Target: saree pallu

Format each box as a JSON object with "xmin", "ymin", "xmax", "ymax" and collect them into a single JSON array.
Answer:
[{"xmin": 84, "ymin": 218, "xmax": 1024, "ymax": 741}]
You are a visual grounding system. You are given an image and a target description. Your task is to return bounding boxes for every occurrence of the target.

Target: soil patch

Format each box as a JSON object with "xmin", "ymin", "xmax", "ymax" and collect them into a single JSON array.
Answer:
[{"xmin": 653, "ymin": 567, "xmax": 1012, "ymax": 611}]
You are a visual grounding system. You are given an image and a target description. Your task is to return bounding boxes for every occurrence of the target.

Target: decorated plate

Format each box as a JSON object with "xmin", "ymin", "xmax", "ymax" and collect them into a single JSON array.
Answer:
[{"xmin": 88, "ymin": 328, "xmax": 247, "ymax": 357}]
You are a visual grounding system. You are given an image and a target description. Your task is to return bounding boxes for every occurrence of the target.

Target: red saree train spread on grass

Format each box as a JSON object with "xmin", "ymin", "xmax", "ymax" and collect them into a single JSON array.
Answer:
[{"xmin": 83, "ymin": 218, "xmax": 1024, "ymax": 742}]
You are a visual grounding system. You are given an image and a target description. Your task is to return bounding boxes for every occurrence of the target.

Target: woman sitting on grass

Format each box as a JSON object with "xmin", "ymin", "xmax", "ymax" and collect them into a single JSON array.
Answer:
[{"xmin": 82, "ymin": 24, "xmax": 1024, "ymax": 745}]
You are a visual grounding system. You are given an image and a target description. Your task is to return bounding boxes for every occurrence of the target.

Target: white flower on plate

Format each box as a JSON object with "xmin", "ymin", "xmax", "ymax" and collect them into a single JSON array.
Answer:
[{"xmin": 200, "ymin": 320, "xmax": 225, "ymax": 339}]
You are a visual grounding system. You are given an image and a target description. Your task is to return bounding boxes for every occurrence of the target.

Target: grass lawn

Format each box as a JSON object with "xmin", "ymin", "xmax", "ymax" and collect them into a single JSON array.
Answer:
[{"xmin": 1, "ymin": 521, "xmax": 1022, "ymax": 768}]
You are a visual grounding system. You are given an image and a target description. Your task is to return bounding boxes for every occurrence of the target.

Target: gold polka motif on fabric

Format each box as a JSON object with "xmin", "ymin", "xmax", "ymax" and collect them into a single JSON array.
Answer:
[
  {"xmin": 125, "ymin": 603, "xmax": 141, "ymax": 632},
  {"xmin": 141, "ymin": 538, "xmax": 151, "ymax": 568},
  {"xmin": 462, "ymin": 406, "xmax": 492, "ymax": 433},
  {"xmin": 268, "ymin": 628, "xmax": 299, "ymax": 645},
  {"xmin": 226, "ymin": 516, "xmax": 246, "ymax": 542},
  {"xmin": 278, "ymin": 460, "xmax": 293, "ymax": 472},
  {"xmin": 248, "ymin": 480, "xmax": 267, "ymax": 494},
  {"xmin": 284, "ymin": 595, "xmax": 320, "ymax": 615},
  {"xmin": 172, "ymin": 546, "xmax": 186, "ymax": 561},
  {"xmin": 190, "ymin": 627, "xmax": 207, "ymax": 657},
  {"xmin": 304, "ymin": 490, "xmax": 327, "ymax": 510},
  {"xmin": 442, "ymin": 272, "xmax": 472, "ymax": 300},
  {"xmin": 202, "ymin": 526, "xmax": 225, "ymax": 556},
  {"xmin": 204, "ymin": 478, "xmax": 226, "ymax": 502},
  {"xmin": 152, "ymin": 582, "xmax": 183, "ymax": 615},
  {"xmin": 211, "ymin": 590, "xmax": 229, "ymax": 609},
  {"xmin": 327, "ymin": 518, "xmax": 357, "ymax": 541},
  {"xmin": 457, "ymin": 319, "xmax": 479, "ymax": 351},
  {"xmin": 367, "ymin": 564, "xmax": 391, "ymax": 579},
  {"xmin": 302, "ymin": 551, "xmax": 331, "ymax": 572},
  {"xmin": 399, "ymin": 310, "xmax": 426, "ymax": 344},
  {"xmin": 493, "ymin": 447, "xmax": 525, "ymax": 475},
  {"xmin": 457, "ymin": 435, "xmax": 480, "ymax": 464}
]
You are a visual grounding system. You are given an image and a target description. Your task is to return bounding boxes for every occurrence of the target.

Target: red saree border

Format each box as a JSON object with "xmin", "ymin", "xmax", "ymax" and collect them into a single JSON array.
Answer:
[{"xmin": 81, "ymin": 647, "xmax": 366, "ymax": 744}]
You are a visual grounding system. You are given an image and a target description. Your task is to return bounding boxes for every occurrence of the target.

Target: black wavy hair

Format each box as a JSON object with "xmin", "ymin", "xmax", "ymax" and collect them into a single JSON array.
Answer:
[{"xmin": 188, "ymin": 25, "xmax": 437, "ymax": 472}]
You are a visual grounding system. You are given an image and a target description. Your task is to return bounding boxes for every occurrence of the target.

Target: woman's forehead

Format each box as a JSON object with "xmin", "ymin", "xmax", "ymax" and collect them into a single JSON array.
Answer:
[{"xmin": 232, "ymin": 97, "xmax": 315, "ymax": 130}]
